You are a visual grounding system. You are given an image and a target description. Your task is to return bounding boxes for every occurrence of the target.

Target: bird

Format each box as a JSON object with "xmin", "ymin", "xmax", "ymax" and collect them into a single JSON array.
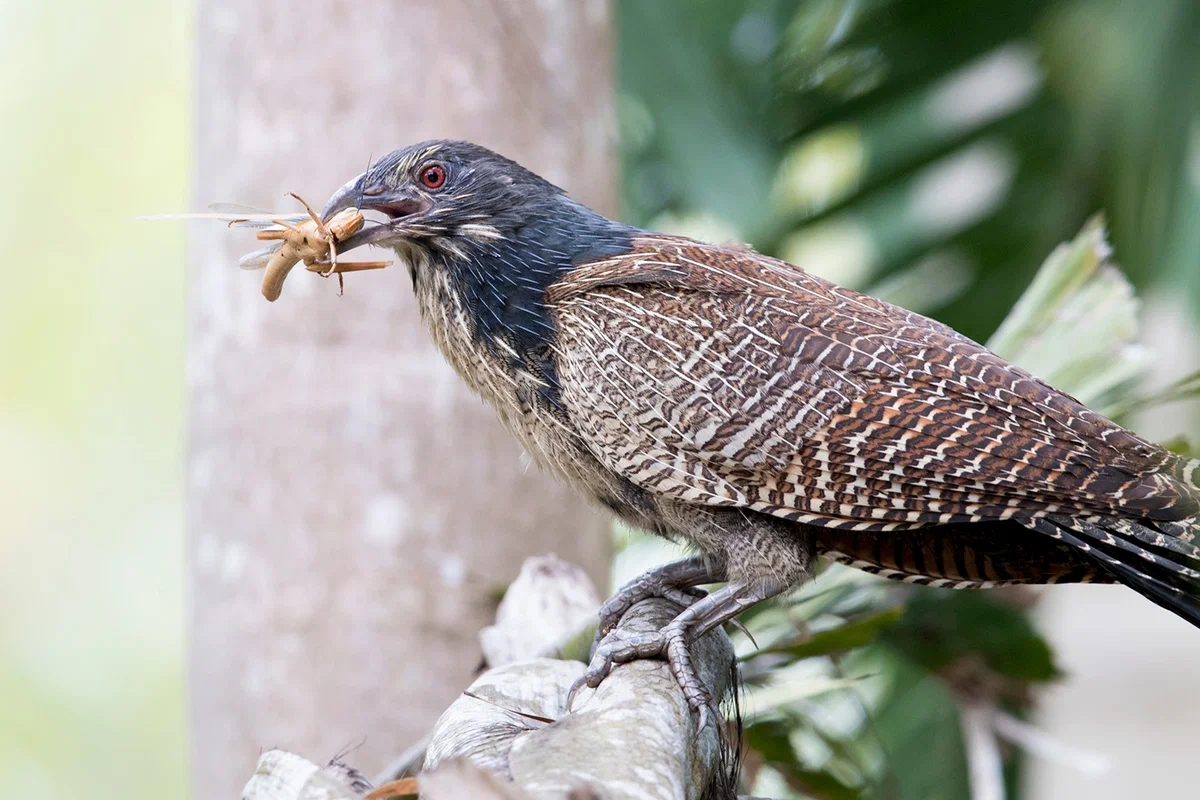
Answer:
[{"xmin": 320, "ymin": 140, "xmax": 1200, "ymax": 718}]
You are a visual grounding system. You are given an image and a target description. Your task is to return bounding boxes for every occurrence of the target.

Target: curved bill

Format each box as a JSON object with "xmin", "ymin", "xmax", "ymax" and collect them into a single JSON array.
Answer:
[{"xmin": 320, "ymin": 171, "xmax": 418, "ymax": 253}]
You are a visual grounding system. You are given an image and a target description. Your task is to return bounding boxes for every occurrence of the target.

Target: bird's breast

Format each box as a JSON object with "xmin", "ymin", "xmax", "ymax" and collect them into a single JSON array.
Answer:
[{"xmin": 410, "ymin": 267, "xmax": 627, "ymax": 507}]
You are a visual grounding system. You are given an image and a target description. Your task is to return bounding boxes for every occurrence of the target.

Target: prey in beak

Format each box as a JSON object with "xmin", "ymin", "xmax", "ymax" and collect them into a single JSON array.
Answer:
[{"xmin": 320, "ymin": 167, "xmax": 432, "ymax": 254}]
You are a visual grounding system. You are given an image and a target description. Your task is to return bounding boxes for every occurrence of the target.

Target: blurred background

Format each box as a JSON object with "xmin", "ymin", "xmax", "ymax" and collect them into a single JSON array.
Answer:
[{"xmin": 2, "ymin": 1, "xmax": 1198, "ymax": 799}]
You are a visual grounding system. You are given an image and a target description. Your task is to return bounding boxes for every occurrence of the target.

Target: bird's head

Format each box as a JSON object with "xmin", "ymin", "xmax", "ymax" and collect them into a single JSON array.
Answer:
[
  {"xmin": 321, "ymin": 140, "xmax": 633, "ymax": 382},
  {"xmin": 322, "ymin": 140, "xmax": 623, "ymax": 269}
]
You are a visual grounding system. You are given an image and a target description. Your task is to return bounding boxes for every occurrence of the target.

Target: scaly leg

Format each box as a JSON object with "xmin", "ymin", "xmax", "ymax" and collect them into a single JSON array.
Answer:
[
  {"xmin": 579, "ymin": 574, "xmax": 791, "ymax": 725},
  {"xmin": 595, "ymin": 555, "xmax": 727, "ymax": 645}
]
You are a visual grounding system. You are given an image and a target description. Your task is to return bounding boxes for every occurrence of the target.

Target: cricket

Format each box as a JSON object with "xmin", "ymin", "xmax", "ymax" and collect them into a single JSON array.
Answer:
[{"xmin": 141, "ymin": 192, "xmax": 392, "ymax": 301}]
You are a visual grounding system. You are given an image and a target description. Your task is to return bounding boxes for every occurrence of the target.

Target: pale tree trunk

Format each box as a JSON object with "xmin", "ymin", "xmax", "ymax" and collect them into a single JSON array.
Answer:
[{"xmin": 187, "ymin": 3, "xmax": 616, "ymax": 799}]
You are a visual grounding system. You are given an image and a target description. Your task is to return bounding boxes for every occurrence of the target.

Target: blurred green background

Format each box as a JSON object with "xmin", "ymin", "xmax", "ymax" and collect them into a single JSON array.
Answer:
[
  {"xmin": 0, "ymin": 2, "xmax": 190, "ymax": 798},
  {"xmin": 3, "ymin": 0, "xmax": 1198, "ymax": 798}
]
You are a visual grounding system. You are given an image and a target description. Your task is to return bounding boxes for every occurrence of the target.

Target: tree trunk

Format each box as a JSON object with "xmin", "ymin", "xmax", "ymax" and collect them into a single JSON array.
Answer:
[{"xmin": 187, "ymin": 4, "xmax": 616, "ymax": 799}]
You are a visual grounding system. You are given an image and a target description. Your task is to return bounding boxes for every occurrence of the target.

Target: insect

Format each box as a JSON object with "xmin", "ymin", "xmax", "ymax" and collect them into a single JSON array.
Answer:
[
  {"xmin": 221, "ymin": 194, "xmax": 392, "ymax": 301},
  {"xmin": 142, "ymin": 193, "xmax": 391, "ymax": 301}
]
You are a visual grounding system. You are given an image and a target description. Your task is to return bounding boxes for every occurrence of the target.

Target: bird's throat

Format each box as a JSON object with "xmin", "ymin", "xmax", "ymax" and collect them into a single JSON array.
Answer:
[{"xmin": 408, "ymin": 208, "xmax": 636, "ymax": 411}]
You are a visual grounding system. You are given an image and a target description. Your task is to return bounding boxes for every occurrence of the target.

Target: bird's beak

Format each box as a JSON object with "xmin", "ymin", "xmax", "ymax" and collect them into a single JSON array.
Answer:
[
  {"xmin": 321, "ymin": 173, "xmax": 367, "ymax": 220},
  {"xmin": 321, "ymin": 172, "xmax": 427, "ymax": 252}
]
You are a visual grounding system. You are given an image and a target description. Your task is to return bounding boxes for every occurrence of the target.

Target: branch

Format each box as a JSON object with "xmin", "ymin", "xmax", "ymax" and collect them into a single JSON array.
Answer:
[
  {"xmin": 240, "ymin": 556, "xmax": 736, "ymax": 800},
  {"xmin": 426, "ymin": 597, "xmax": 735, "ymax": 798}
]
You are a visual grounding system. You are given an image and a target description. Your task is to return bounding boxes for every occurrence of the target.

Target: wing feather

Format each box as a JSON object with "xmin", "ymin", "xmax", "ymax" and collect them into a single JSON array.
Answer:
[{"xmin": 549, "ymin": 235, "xmax": 1200, "ymax": 530}]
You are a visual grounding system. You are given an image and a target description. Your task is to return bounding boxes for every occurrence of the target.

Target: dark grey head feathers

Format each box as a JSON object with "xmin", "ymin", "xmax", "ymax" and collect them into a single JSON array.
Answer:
[
  {"xmin": 322, "ymin": 140, "xmax": 635, "ymax": 406},
  {"xmin": 323, "ymin": 139, "xmax": 628, "ymax": 254}
]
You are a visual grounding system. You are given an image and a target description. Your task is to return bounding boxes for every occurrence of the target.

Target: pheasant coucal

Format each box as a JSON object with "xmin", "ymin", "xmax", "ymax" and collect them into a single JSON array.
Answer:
[{"xmin": 320, "ymin": 140, "xmax": 1200, "ymax": 715}]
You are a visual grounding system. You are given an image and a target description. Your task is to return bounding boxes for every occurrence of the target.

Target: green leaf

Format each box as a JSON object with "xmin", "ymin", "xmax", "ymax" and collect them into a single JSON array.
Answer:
[
  {"xmin": 986, "ymin": 214, "xmax": 1111, "ymax": 358},
  {"xmin": 778, "ymin": 767, "xmax": 868, "ymax": 800},
  {"xmin": 864, "ymin": 647, "xmax": 972, "ymax": 800},
  {"xmin": 883, "ymin": 591, "xmax": 1061, "ymax": 683},
  {"xmin": 980, "ymin": 215, "xmax": 1161, "ymax": 410},
  {"xmin": 743, "ymin": 675, "xmax": 874, "ymax": 714},
  {"xmin": 744, "ymin": 718, "xmax": 799, "ymax": 765},
  {"xmin": 619, "ymin": 1, "xmax": 789, "ymax": 243},
  {"xmin": 1159, "ymin": 435, "xmax": 1200, "ymax": 459},
  {"xmin": 1105, "ymin": 368, "xmax": 1200, "ymax": 419},
  {"xmin": 758, "ymin": 606, "xmax": 906, "ymax": 661},
  {"xmin": 744, "ymin": 719, "xmax": 867, "ymax": 800}
]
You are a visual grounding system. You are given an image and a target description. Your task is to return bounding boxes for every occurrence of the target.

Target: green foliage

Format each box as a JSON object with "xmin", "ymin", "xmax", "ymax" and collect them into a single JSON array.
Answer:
[
  {"xmin": 680, "ymin": 221, "xmax": 1167, "ymax": 797},
  {"xmin": 615, "ymin": 2, "xmax": 1200, "ymax": 796},
  {"xmin": 1160, "ymin": 435, "xmax": 1200, "ymax": 460},
  {"xmin": 619, "ymin": 2, "xmax": 791, "ymax": 243},
  {"xmin": 746, "ymin": 719, "xmax": 866, "ymax": 799},
  {"xmin": 883, "ymin": 592, "xmax": 1060, "ymax": 683},
  {"xmin": 0, "ymin": 4, "xmax": 191, "ymax": 800},
  {"xmin": 620, "ymin": 0, "xmax": 1200, "ymax": 338},
  {"xmin": 759, "ymin": 606, "xmax": 905, "ymax": 661},
  {"xmin": 1107, "ymin": 369, "xmax": 1200, "ymax": 423},
  {"xmin": 984, "ymin": 215, "xmax": 1147, "ymax": 411},
  {"xmin": 864, "ymin": 650, "xmax": 972, "ymax": 800}
]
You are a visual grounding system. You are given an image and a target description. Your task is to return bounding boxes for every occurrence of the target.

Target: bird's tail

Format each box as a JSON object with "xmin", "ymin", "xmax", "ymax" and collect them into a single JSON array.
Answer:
[
  {"xmin": 1182, "ymin": 456, "xmax": 1200, "ymax": 489},
  {"xmin": 1162, "ymin": 449, "xmax": 1200, "ymax": 492},
  {"xmin": 1033, "ymin": 515, "xmax": 1200, "ymax": 628}
]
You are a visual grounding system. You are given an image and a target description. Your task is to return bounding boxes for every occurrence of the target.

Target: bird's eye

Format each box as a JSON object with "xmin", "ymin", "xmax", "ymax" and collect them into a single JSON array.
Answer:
[{"xmin": 419, "ymin": 164, "xmax": 446, "ymax": 190}]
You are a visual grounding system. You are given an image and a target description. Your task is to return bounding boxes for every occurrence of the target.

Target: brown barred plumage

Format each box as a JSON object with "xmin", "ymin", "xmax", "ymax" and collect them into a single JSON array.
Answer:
[
  {"xmin": 322, "ymin": 141, "xmax": 1200, "ymax": 714},
  {"xmin": 551, "ymin": 237, "xmax": 1199, "ymax": 528}
]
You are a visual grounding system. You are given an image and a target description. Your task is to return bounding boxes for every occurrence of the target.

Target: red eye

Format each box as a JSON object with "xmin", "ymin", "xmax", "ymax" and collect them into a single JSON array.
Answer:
[{"xmin": 420, "ymin": 164, "xmax": 446, "ymax": 189}]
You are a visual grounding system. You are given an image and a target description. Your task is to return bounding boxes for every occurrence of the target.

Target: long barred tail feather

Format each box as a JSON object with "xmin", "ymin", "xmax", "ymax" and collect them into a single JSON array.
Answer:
[
  {"xmin": 1175, "ymin": 454, "xmax": 1200, "ymax": 488},
  {"xmin": 1105, "ymin": 517, "xmax": 1200, "ymax": 565},
  {"xmin": 1063, "ymin": 517, "xmax": 1200, "ymax": 579},
  {"xmin": 1156, "ymin": 519, "xmax": 1199, "ymax": 544},
  {"xmin": 1162, "ymin": 451, "xmax": 1200, "ymax": 496},
  {"xmin": 1032, "ymin": 515, "xmax": 1200, "ymax": 629}
]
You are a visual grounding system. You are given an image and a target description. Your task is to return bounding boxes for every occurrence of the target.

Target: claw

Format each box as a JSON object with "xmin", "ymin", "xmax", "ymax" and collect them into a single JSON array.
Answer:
[
  {"xmin": 728, "ymin": 616, "xmax": 757, "ymax": 648},
  {"xmin": 577, "ymin": 622, "xmax": 719, "ymax": 724},
  {"xmin": 579, "ymin": 573, "xmax": 788, "ymax": 725},
  {"xmin": 566, "ymin": 673, "xmax": 589, "ymax": 711},
  {"xmin": 695, "ymin": 700, "xmax": 718, "ymax": 735},
  {"xmin": 590, "ymin": 556, "xmax": 725, "ymax": 655}
]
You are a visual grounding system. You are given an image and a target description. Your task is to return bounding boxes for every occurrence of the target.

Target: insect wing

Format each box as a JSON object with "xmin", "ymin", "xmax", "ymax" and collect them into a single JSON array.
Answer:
[
  {"xmin": 208, "ymin": 202, "xmax": 276, "ymax": 215},
  {"xmin": 208, "ymin": 202, "xmax": 309, "ymax": 230},
  {"xmin": 239, "ymin": 243, "xmax": 282, "ymax": 270}
]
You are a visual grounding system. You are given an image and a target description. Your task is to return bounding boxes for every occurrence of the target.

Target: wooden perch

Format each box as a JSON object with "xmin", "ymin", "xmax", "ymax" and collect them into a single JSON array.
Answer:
[
  {"xmin": 241, "ymin": 555, "xmax": 737, "ymax": 800},
  {"xmin": 425, "ymin": 597, "xmax": 734, "ymax": 799}
]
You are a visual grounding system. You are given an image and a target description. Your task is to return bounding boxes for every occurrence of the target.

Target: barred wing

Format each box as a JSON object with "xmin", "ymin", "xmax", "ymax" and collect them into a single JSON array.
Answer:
[{"xmin": 548, "ymin": 235, "xmax": 1200, "ymax": 532}]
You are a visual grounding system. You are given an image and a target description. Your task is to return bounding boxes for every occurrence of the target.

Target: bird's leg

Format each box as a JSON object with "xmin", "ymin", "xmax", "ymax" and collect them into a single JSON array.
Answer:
[
  {"xmin": 579, "ymin": 574, "xmax": 789, "ymax": 723},
  {"xmin": 594, "ymin": 555, "xmax": 727, "ymax": 645}
]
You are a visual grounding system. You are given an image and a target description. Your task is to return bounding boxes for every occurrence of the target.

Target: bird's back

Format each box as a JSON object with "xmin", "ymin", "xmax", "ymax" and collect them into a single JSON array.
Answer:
[
  {"xmin": 549, "ymin": 234, "xmax": 1200, "ymax": 526},
  {"xmin": 546, "ymin": 233, "xmax": 1200, "ymax": 619}
]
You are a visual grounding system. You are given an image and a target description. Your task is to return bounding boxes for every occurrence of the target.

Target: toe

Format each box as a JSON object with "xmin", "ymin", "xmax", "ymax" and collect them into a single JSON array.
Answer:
[
  {"xmin": 583, "ymin": 630, "xmax": 668, "ymax": 688},
  {"xmin": 566, "ymin": 673, "xmax": 589, "ymax": 710},
  {"xmin": 694, "ymin": 696, "xmax": 723, "ymax": 735},
  {"xmin": 583, "ymin": 648, "xmax": 615, "ymax": 689},
  {"xmin": 660, "ymin": 585, "xmax": 706, "ymax": 608},
  {"xmin": 660, "ymin": 625, "xmax": 721, "ymax": 724}
]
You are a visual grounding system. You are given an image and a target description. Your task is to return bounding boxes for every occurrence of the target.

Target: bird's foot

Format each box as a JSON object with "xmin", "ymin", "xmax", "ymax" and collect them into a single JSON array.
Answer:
[
  {"xmin": 571, "ymin": 575, "xmax": 790, "ymax": 725},
  {"xmin": 576, "ymin": 620, "xmax": 720, "ymax": 728},
  {"xmin": 595, "ymin": 580, "xmax": 705, "ymax": 642},
  {"xmin": 592, "ymin": 555, "xmax": 727, "ymax": 651}
]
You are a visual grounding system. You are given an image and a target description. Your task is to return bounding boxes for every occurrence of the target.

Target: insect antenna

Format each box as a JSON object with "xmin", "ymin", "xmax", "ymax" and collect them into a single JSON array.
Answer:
[{"xmin": 288, "ymin": 191, "xmax": 329, "ymax": 235}]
